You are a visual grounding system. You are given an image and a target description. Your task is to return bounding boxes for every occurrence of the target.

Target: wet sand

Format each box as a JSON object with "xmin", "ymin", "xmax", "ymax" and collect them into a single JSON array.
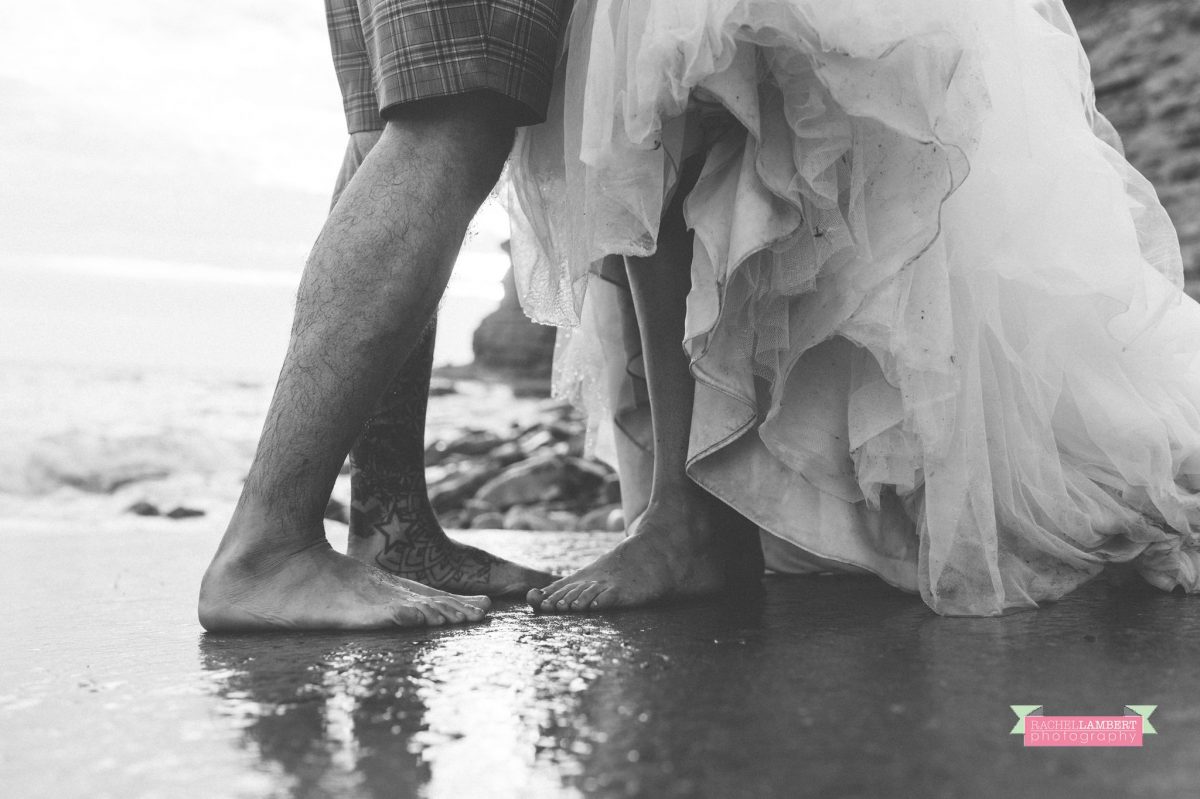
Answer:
[{"xmin": 1, "ymin": 524, "xmax": 1198, "ymax": 798}]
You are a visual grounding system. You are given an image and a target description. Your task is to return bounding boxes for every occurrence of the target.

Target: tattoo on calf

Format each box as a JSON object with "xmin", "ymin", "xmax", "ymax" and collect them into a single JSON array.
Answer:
[{"xmin": 349, "ymin": 321, "xmax": 501, "ymax": 587}]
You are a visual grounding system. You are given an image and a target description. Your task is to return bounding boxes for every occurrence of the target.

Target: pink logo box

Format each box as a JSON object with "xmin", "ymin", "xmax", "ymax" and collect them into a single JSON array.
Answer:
[
  {"xmin": 1024, "ymin": 716, "xmax": 1142, "ymax": 747},
  {"xmin": 1010, "ymin": 706, "xmax": 1158, "ymax": 748}
]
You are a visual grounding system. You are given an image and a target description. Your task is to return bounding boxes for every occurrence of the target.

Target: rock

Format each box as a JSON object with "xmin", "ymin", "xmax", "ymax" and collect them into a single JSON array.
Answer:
[
  {"xmin": 511, "ymin": 379, "xmax": 553, "ymax": 398},
  {"xmin": 470, "ymin": 511, "xmax": 506, "ymax": 529},
  {"xmin": 577, "ymin": 503, "xmax": 621, "ymax": 531},
  {"xmin": 442, "ymin": 429, "xmax": 508, "ymax": 457},
  {"xmin": 438, "ymin": 510, "xmax": 470, "ymax": 530},
  {"xmin": 428, "ymin": 463, "xmax": 505, "ymax": 513},
  {"xmin": 126, "ymin": 501, "xmax": 161, "ymax": 517},
  {"xmin": 1093, "ymin": 65, "xmax": 1143, "ymax": 97},
  {"xmin": 488, "ymin": 441, "xmax": 528, "ymax": 466},
  {"xmin": 501, "ymin": 506, "xmax": 576, "ymax": 531},
  {"xmin": 324, "ymin": 498, "xmax": 349, "ymax": 525},
  {"xmin": 458, "ymin": 498, "xmax": 498, "ymax": 527},
  {"xmin": 502, "ymin": 506, "xmax": 554, "ymax": 531},
  {"xmin": 428, "ymin": 377, "xmax": 458, "ymax": 396},
  {"xmin": 476, "ymin": 454, "xmax": 569, "ymax": 509},
  {"xmin": 516, "ymin": 429, "xmax": 557, "ymax": 454},
  {"xmin": 1067, "ymin": 0, "xmax": 1200, "ymax": 281},
  {"xmin": 548, "ymin": 420, "xmax": 586, "ymax": 441},
  {"xmin": 425, "ymin": 429, "xmax": 509, "ymax": 466},
  {"xmin": 566, "ymin": 457, "xmax": 614, "ymax": 496},
  {"xmin": 165, "ymin": 507, "xmax": 205, "ymax": 520},
  {"xmin": 64, "ymin": 465, "xmax": 171, "ymax": 494},
  {"xmin": 548, "ymin": 510, "xmax": 581, "ymax": 530},
  {"xmin": 472, "ymin": 260, "xmax": 557, "ymax": 377},
  {"xmin": 423, "ymin": 441, "xmax": 453, "ymax": 468},
  {"xmin": 601, "ymin": 473, "xmax": 622, "ymax": 505},
  {"xmin": 605, "ymin": 507, "xmax": 625, "ymax": 532},
  {"xmin": 464, "ymin": 497, "xmax": 498, "ymax": 514},
  {"xmin": 475, "ymin": 453, "xmax": 612, "ymax": 510},
  {"xmin": 1166, "ymin": 157, "xmax": 1200, "ymax": 183}
]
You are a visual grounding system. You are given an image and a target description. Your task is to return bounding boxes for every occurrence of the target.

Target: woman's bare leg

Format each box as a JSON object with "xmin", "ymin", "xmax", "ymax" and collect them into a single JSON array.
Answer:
[{"xmin": 528, "ymin": 162, "xmax": 761, "ymax": 613}]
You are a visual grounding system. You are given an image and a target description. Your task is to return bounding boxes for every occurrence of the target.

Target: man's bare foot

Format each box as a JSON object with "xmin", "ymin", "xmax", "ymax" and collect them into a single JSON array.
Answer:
[
  {"xmin": 347, "ymin": 330, "xmax": 557, "ymax": 598},
  {"xmin": 526, "ymin": 492, "xmax": 759, "ymax": 613},
  {"xmin": 199, "ymin": 538, "xmax": 491, "ymax": 632},
  {"xmin": 349, "ymin": 502, "xmax": 557, "ymax": 597}
]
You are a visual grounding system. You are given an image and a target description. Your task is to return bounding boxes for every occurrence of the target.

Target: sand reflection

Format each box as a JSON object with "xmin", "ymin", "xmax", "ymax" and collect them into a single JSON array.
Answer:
[{"xmin": 197, "ymin": 607, "xmax": 640, "ymax": 798}]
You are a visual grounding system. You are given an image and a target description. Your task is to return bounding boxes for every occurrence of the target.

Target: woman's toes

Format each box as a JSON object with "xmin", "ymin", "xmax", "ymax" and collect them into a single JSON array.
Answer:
[
  {"xmin": 526, "ymin": 587, "xmax": 547, "ymax": 611},
  {"xmin": 560, "ymin": 584, "xmax": 589, "ymax": 611},
  {"xmin": 590, "ymin": 586, "xmax": 618, "ymax": 609},
  {"xmin": 574, "ymin": 583, "xmax": 604, "ymax": 609},
  {"xmin": 546, "ymin": 586, "xmax": 576, "ymax": 612}
]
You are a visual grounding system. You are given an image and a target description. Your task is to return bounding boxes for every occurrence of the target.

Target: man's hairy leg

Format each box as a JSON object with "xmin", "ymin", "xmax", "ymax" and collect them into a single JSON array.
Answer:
[
  {"xmin": 199, "ymin": 95, "xmax": 516, "ymax": 631},
  {"xmin": 347, "ymin": 319, "xmax": 556, "ymax": 596}
]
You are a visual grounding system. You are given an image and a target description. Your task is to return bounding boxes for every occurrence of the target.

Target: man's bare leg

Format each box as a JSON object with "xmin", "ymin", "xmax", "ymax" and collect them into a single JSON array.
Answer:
[
  {"xmin": 346, "ymin": 318, "xmax": 557, "ymax": 596},
  {"xmin": 328, "ymin": 129, "xmax": 555, "ymax": 596},
  {"xmin": 199, "ymin": 94, "xmax": 519, "ymax": 631},
  {"xmin": 527, "ymin": 161, "xmax": 762, "ymax": 613}
]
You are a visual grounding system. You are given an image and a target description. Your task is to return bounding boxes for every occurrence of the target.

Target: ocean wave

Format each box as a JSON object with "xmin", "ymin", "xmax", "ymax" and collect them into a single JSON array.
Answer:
[{"xmin": 1, "ymin": 430, "xmax": 250, "ymax": 496}]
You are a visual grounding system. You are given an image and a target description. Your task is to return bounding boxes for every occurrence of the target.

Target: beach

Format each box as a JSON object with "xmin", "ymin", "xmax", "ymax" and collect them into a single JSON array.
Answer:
[
  {"xmin": 3, "ymin": 523, "xmax": 1199, "ymax": 799},
  {"xmin": 2, "ymin": 1, "xmax": 1200, "ymax": 795}
]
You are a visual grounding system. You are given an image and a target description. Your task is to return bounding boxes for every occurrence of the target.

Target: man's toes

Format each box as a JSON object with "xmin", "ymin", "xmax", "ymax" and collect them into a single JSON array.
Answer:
[
  {"xmin": 416, "ymin": 600, "xmax": 452, "ymax": 626},
  {"xmin": 432, "ymin": 595, "xmax": 487, "ymax": 623},
  {"xmin": 429, "ymin": 598, "xmax": 469, "ymax": 623},
  {"xmin": 459, "ymin": 595, "xmax": 490, "ymax": 619},
  {"xmin": 390, "ymin": 603, "xmax": 433, "ymax": 627},
  {"xmin": 573, "ymin": 583, "xmax": 605, "ymax": 610}
]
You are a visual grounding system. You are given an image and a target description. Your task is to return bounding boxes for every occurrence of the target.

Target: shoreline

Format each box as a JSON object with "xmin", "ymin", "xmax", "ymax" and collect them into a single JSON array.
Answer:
[{"xmin": 0, "ymin": 359, "xmax": 621, "ymax": 535}]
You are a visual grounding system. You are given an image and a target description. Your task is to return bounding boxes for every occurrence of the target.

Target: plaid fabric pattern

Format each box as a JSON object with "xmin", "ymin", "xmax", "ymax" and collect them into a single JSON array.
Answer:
[{"xmin": 325, "ymin": 0, "xmax": 568, "ymax": 133}]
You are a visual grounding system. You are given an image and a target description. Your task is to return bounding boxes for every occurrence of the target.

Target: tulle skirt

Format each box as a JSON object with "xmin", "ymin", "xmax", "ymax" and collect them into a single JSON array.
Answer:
[{"xmin": 504, "ymin": 0, "xmax": 1200, "ymax": 615}]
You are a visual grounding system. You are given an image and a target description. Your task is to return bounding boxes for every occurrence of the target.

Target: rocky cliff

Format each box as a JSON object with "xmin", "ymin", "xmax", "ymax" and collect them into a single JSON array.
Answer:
[{"xmin": 1069, "ymin": 0, "xmax": 1200, "ymax": 285}]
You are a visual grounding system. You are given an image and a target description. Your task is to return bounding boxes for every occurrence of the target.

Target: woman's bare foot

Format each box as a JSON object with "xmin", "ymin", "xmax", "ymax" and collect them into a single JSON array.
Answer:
[
  {"xmin": 526, "ymin": 492, "xmax": 754, "ymax": 613},
  {"xmin": 199, "ymin": 535, "xmax": 491, "ymax": 632},
  {"xmin": 348, "ymin": 500, "xmax": 557, "ymax": 597}
]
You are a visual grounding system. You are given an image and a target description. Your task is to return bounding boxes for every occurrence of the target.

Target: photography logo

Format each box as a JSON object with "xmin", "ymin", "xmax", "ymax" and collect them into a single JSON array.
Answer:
[{"xmin": 1010, "ymin": 705, "xmax": 1157, "ymax": 747}]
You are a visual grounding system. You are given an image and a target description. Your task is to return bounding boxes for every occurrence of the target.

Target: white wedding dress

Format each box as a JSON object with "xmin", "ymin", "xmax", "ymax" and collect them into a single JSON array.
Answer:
[{"xmin": 504, "ymin": 0, "xmax": 1200, "ymax": 615}]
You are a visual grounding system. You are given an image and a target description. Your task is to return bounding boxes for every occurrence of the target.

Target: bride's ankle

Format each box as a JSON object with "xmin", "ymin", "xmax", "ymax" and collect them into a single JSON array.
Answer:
[{"xmin": 643, "ymin": 483, "xmax": 715, "ymax": 520}]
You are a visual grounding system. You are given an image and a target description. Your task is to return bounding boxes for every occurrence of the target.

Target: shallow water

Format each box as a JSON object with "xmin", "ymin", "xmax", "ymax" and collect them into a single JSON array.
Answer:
[
  {"xmin": 0, "ymin": 363, "xmax": 548, "ymax": 526},
  {"xmin": 2, "ymin": 526, "xmax": 1199, "ymax": 798}
]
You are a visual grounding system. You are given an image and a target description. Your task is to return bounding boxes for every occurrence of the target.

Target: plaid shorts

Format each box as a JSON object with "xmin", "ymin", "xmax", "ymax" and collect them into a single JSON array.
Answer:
[{"xmin": 325, "ymin": 0, "xmax": 569, "ymax": 132}]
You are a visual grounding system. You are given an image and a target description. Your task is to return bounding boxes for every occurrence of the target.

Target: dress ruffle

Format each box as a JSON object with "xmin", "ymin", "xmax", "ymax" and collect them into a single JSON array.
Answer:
[{"xmin": 505, "ymin": 0, "xmax": 1200, "ymax": 615}]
